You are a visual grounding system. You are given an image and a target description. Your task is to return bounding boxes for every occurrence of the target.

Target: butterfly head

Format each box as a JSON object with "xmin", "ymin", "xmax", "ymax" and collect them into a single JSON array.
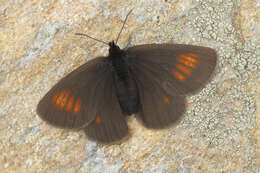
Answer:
[{"xmin": 108, "ymin": 41, "xmax": 123, "ymax": 58}]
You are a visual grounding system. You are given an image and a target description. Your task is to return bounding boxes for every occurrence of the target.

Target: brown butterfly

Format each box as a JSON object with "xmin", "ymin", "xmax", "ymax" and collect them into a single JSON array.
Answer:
[{"xmin": 37, "ymin": 10, "xmax": 217, "ymax": 144}]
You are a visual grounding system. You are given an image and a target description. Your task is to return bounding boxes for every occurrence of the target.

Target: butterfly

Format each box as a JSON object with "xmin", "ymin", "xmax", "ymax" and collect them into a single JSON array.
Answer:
[{"xmin": 37, "ymin": 10, "xmax": 217, "ymax": 144}]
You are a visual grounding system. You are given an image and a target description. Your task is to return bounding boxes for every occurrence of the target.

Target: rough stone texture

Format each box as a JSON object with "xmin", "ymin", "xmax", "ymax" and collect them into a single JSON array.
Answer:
[{"xmin": 0, "ymin": 0, "xmax": 259, "ymax": 173}]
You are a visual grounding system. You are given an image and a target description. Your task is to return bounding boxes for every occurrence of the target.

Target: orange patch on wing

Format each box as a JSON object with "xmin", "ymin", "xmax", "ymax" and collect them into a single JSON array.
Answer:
[
  {"xmin": 148, "ymin": 109, "xmax": 153, "ymax": 114},
  {"xmin": 179, "ymin": 54, "xmax": 200, "ymax": 64},
  {"xmin": 95, "ymin": 116, "xmax": 101, "ymax": 123},
  {"xmin": 177, "ymin": 57, "xmax": 197, "ymax": 69},
  {"xmin": 54, "ymin": 90, "xmax": 66, "ymax": 109},
  {"xmin": 59, "ymin": 90, "xmax": 70, "ymax": 110},
  {"xmin": 65, "ymin": 96, "xmax": 74, "ymax": 112},
  {"xmin": 52, "ymin": 93, "xmax": 59, "ymax": 104},
  {"xmin": 164, "ymin": 97, "xmax": 169, "ymax": 104},
  {"xmin": 172, "ymin": 70, "xmax": 185, "ymax": 81},
  {"xmin": 73, "ymin": 99, "xmax": 81, "ymax": 114},
  {"xmin": 176, "ymin": 64, "xmax": 192, "ymax": 75}
]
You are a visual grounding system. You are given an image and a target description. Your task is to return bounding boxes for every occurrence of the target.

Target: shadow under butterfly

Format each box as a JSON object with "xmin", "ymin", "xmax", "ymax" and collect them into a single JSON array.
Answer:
[{"xmin": 37, "ymin": 9, "xmax": 217, "ymax": 144}]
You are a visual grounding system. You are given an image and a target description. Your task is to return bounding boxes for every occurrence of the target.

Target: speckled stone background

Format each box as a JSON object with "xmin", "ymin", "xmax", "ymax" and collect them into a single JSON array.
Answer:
[{"xmin": 0, "ymin": 0, "xmax": 259, "ymax": 173}]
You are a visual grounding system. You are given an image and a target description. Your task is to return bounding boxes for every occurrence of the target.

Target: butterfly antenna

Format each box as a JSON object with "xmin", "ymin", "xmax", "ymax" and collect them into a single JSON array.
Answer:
[
  {"xmin": 115, "ymin": 8, "xmax": 134, "ymax": 44},
  {"xmin": 75, "ymin": 33, "xmax": 109, "ymax": 46}
]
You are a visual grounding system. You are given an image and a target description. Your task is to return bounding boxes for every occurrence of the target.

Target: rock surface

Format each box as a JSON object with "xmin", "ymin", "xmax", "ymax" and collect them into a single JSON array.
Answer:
[{"xmin": 0, "ymin": 0, "xmax": 259, "ymax": 172}]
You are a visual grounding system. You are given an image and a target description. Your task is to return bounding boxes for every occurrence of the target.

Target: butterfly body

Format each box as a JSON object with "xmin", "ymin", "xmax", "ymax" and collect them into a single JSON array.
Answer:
[{"xmin": 108, "ymin": 41, "xmax": 140, "ymax": 115}]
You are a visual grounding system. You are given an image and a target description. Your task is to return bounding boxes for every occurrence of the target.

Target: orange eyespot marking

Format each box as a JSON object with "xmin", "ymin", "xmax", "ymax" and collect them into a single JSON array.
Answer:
[
  {"xmin": 55, "ymin": 90, "xmax": 66, "ymax": 109},
  {"xmin": 164, "ymin": 97, "xmax": 169, "ymax": 104},
  {"xmin": 176, "ymin": 64, "xmax": 192, "ymax": 75},
  {"xmin": 65, "ymin": 96, "xmax": 74, "ymax": 112},
  {"xmin": 59, "ymin": 90, "xmax": 70, "ymax": 110},
  {"xmin": 187, "ymin": 52, "xmax": 199, "ymax": 58},
  {"xmin": 172, "ymin": 70, "xmax": 185, "ymax": 81},
  {"xmin": 73, "ymin": 99, "xmax": 81, "ymax": 114},
  {"xmin": 177, "ymin": 57, "xmax": 197, "ymax": 69},
  {"xmin": 148, "ymin": 109, "xmax": 153, "ymax": 114},
  {"xmin": 52, "ymin": 93, "xmax": 59, "ymax": 104},
  {"xmin": 179, "ymin": 54, "xmax": 200, "ymax": 64},
  {"xmin": 95, "ymin": 116, "xmax": 101, "ymax": 124}
]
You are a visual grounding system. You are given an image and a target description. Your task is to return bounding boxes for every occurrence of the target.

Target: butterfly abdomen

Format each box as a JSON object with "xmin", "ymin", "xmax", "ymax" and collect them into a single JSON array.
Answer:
[{"xmin": 112, "ymin": 72, "xmax": 140, "ymax": 115}]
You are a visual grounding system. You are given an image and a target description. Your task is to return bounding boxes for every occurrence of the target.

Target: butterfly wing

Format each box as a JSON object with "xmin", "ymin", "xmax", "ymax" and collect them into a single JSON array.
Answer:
[
  {"xmin": 37, "ymin": 57, "xmax": 110, "ymax": 129},
  {"xmin": 126, "ymin": 44, "xmax": 216, "ymax": 128},
  {"xmin": 134, "ymin": 70, "xmax": 186, "ymax": 128},
  {"xmin": 37, "ymin": 57, "xmax": 128, "ymax": 139},
  {"xmin": 127, "ymin": 44, "xmax": 217, "ymax": 95},
  {"xmin": 83, "ymin": 73, "xmax": 129, "ymax": 143}
]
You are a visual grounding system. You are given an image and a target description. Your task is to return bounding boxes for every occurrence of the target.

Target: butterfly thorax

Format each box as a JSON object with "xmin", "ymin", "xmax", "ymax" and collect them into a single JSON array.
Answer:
[
  {"xmin": 108, "ymin": 41, "xmax": 140, "ymax": 115},
  {"xmin": 108, "ymin": 41, "xmax": 129, "ymax": 81}
]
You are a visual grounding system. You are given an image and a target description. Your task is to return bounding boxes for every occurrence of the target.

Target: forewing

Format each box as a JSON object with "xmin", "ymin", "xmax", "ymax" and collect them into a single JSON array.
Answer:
[
  {"xmin": 37, "ymin": 57, "xmax": 112, "ymax": 129},
  {"xmin": 127, "ymin": 44, "xmax": 217, "ymax": 96},
  {"xmin": 84, "ymin": 70, "xmax": 129, "ymax": 143}
]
